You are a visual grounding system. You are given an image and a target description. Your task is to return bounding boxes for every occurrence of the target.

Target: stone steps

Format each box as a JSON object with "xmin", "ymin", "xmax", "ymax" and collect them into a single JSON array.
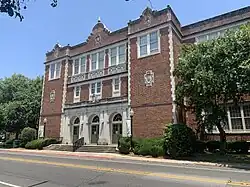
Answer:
[
  {"xmin": 76, "ymin": 145, "xmax": 117, "ymax": 153},
  {"xmin": 44, "ymin": 144, "xmax": 73, "ymax": 152}
]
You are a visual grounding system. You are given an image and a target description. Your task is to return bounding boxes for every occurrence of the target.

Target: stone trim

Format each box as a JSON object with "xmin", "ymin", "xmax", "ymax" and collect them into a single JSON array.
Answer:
[
  {"xmin": 38, "ymin": 66, "xmax": 46, "ymax": 127},
  {"xmin": 168, "ymin": 25, "xmax": 177, "ymax": 124}
]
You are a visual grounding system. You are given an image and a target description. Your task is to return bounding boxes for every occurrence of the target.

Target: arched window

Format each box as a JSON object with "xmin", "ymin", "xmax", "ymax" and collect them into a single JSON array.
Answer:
[
  {"xmin": 113, "ymin": 114, "xmax": 122, "ymax": 122},
  {"xmin": 92, "ymin": 115, "xmax": 99, "ymax": 123},
  {"xmin": 73, "ymin": 117, "xmax": 80, "ymax": 124}
]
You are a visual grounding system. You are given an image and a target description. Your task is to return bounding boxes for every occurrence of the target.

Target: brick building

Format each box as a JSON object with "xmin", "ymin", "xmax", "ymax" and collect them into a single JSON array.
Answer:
[{"xmin": 39, "ymin": 6, "xmax": 250, "ymax": 145}]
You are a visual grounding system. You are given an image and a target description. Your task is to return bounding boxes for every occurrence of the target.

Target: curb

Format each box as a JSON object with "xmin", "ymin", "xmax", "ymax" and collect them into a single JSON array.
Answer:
[{"xmin": 1, "ymin": 149, "xmax": 250, "ymax": 170}]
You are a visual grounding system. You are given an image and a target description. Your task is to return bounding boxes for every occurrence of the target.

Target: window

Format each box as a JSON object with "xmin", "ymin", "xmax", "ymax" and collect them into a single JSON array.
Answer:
[
  {"xmin": 90, "ymin": 51, "xmax": 105, "ymax": 71},
  {"xmin": 109, "ymin": 44, "xmax": 126, "ymax": 66},
  {"xmin": 243, "ymin": 105, "xmax": 250, "ymax": 129},
  {"xmin": 89, "ymin": 82, "xmax": 102, "ymax": 100},
  {"xmin": 91, "ymin": 54, "xmax": 97, "ymax": 71},
  {"xmin": 112, "ymin": 78, "xmax": 120, "ymax": 97},
  {"xmin": 98, "ymin": 51, "xmax": 104, "ymax": 69},
  {"xmin": 80, "ymin": 57, "xmax": 86, "ymax": 73},
  {"xmin": 110, "ymin": 47, "xmax": 117, "ymax": 66},
  {"xmin": 74, "ymin": 86, "xmax": 80, "ymax": 103},
  {"xmin": 138, "ymin": 31, "xmax": 159, "ymax": 57},
  {"xmin": 73, "ymin": 57, "xmax": 86, "ymax": 75},
  {"xmin": 118, "ymin": 45, "xmax": 125, "ymax": 64},
  {"xmin": 73, "ymin": 59, "xmax": 79, "ymax": 75},
  {"xmin": 49, "ymin": 62, "xmax": 61, "ymax": 80},
  {"xmin": 229, "ymin": 106, "xmax": 243, "ymax": 130}
]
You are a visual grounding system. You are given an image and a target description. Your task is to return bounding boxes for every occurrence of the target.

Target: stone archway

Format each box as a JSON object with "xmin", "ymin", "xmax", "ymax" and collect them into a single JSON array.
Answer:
[
  {"xmin": 111, "ymin": 113, "xmax": 122, "ymax": 144},
  {"xmin": 90, "ymin": 115, "xmax": 100, "ymax": 144}
]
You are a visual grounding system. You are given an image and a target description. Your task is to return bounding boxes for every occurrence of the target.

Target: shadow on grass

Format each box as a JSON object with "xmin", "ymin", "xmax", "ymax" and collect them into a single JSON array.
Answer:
[{"xmin": 168, "ymin": 152, "xmax": 250, "ymax": 170}]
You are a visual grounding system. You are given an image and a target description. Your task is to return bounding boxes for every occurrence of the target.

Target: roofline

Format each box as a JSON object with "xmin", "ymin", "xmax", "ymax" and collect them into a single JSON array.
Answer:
[{"xmin": 182, "ymin": 6, "xmax": 250, "ymax": 30}]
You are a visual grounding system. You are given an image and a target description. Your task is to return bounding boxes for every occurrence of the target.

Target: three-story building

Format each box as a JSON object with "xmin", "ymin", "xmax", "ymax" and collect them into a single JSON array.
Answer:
[{"xmin": 39, "ymin": 5, "xmax": 250, "ymax": 145}]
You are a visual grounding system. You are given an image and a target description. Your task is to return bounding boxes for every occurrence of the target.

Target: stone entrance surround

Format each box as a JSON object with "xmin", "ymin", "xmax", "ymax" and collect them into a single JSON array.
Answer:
[{"xmin": 61, "ymin": 102, "xmax": 130, "ymax": 145}]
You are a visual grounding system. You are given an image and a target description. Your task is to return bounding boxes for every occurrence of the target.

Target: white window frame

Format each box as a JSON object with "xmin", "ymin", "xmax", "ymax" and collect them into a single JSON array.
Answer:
[
  {"xmin": 90, "ymin": 51, "xmax": 105, "ymax": 71},
  {"xmin": 112, "ymin": 77, "xmax": 121, "ymax": 97},
  {"xmin": 49, "ymin": 62, "xmax": 61, "ymax": 80},
  {"xmin": 72, "ymin": 56, "xmax": 87, "ymax": 75},
  {"xmin": 137, "ymin": 30, "xmax": 160, "ymax": 58},
  {"xmin": 89, "ymin": 82, "xmax": 102, "ymax": 101},
  {"xmin": 73, "ymin": 86, "xmax": 81, "ymax": 103},
  {"xmin": 109, "ymin": 44, "xmax": 126, "ymax": 66},
  {"xmin": 210, "ymin": 104, "xmax": 250, "ymax": 134}
]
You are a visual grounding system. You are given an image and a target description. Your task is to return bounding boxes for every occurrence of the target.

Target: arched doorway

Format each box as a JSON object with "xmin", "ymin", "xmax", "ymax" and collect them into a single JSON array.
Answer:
[
  {"xmin": 72, "ymin": 117, "xmax": 80, "ymax": 143},
  {"xmin": 91, "ymin": 115, "xmax": 100, "ymax": 144},
  {"xmin": 112, "ymin": 113, "xmax": 122, "ymax": 144}
]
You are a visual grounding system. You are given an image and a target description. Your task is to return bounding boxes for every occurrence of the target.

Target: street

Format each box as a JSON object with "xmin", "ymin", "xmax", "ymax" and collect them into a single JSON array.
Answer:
[{"xmin": 0, "ymin": 151, "xmax": 249, "ymax": 187}]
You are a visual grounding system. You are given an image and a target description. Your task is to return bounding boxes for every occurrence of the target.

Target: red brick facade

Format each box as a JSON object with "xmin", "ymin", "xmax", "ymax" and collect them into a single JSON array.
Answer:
[{"xmin": 40, "ymin": 6, "xmax": 250, "ymax": 141}]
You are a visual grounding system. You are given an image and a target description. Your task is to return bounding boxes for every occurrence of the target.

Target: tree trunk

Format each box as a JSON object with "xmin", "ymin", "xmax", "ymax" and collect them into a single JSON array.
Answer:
[
  {"xmin": 15, "ymin": 131, "xmax": 19, "ymax": 140},
  {"xmin": 217, "ymin": 123, "xmax": 226, "ymax": 154},
  {"xmin": 199, "ymin": 124, "xmax": 205, "ymax": 141}
]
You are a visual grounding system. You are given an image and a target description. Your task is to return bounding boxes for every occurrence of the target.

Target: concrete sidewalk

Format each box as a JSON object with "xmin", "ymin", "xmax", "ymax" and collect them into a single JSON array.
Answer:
[{"xmin": 0, "ymin": 148, "xmax": 249, "ymax": 169}]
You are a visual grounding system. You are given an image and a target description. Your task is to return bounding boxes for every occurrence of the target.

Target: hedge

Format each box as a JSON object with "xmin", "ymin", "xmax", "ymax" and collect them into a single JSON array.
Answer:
[
  {"xmin": 118, "ymin": 137, "xmax": 130, "ymax": 154},
  {"xmin": 25, "ymin": 138, "xmax": 59, "ymax": 150},
  {"xmin": 227, "ymin": 141, "xmax": 249, "ymax": 154},
  {"xmin": 20, "ymin": 127, "xmax": 37, "ymax": 147}
]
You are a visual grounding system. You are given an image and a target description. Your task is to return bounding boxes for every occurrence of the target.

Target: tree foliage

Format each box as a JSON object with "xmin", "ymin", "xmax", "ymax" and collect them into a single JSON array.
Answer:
[
  {"xmin": 0, "ymin": 0, "xmax": 58, "ymax": 21},
  {"xmin": 0, "ymin": 74, "xmax": 43, "ymax": 138},
  {"xmin": 175, "ymin": 24, "xmax": 250, "ymax": 146}
]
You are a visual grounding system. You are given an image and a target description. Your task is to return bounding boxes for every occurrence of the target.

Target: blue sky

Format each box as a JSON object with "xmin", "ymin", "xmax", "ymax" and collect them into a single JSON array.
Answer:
[{"xmin": 0, "ymin": 0, "xmax": 249, "ymax": 78}]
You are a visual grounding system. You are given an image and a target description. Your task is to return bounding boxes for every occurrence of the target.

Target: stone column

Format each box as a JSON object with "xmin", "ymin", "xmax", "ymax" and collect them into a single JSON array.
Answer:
[
  {"xmin": 83, "ymin": 114, "xmax": 90, "ymax": 144},
  {"xmin": 122, "ymin": 110, "xmax": 127, "ymax": 137}
]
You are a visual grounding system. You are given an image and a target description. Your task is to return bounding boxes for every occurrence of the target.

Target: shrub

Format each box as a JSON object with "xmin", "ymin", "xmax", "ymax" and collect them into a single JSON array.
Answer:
[
  {"xmin": 25, "ymin": 138, "xmax": 59, "ymax": 150},
  {"xmin": 132, "ymin": 137, "xmax": 165, "ymax": 157},
  {"xmin": 25, "ymin": 139, "xmax": 44, "ymax": 150},
  {"xmin": 20, "ymin": 127, "xmax": 37, "ymax": 147},
  {"xmin": 227, "ymin": 141, "xmax": 249, "ymax": 154},
  {"xmin": 41, "ymin": 138, "xmax": 59, "ymax": 147},
  {"xmin": 118, "ymin": 137, "xmax": 130, "ymax": 154},
  {"xmin": 4, "ymin": 139, "xmax": 14, "ymax": 148},
  {"xmin": 164, "ymin": 123, "xmax": 196, "ymax": 158},
  {"xmin": 150, "ymin": 145, "xmax": 164, "ymax": 158},
  {"xmin": 206, "ymin": 141, "xmax": 220, "ymax": 153},
  {"xmin": 194, "ymin": 140, "xmax": 206, "ymax": 153}
]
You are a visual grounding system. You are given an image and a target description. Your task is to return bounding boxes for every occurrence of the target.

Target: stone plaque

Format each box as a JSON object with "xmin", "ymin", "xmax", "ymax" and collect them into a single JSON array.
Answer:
[
  {"xmin": 144, "ymin": 70, "xmax": 154, "ymax": 86},
  {"xmin": 49, "ymin": 90, "xmax": 56, "ymax": 103}
]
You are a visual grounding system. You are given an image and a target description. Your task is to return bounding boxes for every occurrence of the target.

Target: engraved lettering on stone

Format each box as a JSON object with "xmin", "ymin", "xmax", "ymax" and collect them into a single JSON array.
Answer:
[{"xmin": 144, "ymin": 70, "xmax": 154, "ymax": 86}]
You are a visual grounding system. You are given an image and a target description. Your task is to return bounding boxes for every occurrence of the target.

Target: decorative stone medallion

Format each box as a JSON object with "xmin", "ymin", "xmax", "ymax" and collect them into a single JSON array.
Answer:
[
  {"xmin": 49, "ymin": 90, "xmax": 56, "ymax": 103},
  {"xmin": 144, "ymin": 70, "xmax": 154, "ymax": 86},
  {"xmin": 95, "ymin": 35, "xmax": 101, "ymax": 45}
]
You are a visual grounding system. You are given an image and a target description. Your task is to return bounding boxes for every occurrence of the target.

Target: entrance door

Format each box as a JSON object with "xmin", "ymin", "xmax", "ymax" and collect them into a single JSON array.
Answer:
[
  {"xmin": 91, "ymin": 125, "xmax": 99, "ymax": 144},
  {"xmin": 112, "ymin": 123, "xmax": 122, "ymax": 144},
  {"xmin": 73, "ymin": 126, "xmax": 79, "ymax": 143}
]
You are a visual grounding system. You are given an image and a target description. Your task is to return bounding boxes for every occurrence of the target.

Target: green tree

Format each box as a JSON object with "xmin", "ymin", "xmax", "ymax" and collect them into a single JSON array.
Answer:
[
  {"xmin": 0, "ymin": 0, "xmax": 58, "ymax": 21},
  {"xmin": 0, "ymin": 74, "xmax": 42, "ymax": 138},
  {"xmin": 175, "ymin": 24, "xmax": 250, "ymax": 151}
]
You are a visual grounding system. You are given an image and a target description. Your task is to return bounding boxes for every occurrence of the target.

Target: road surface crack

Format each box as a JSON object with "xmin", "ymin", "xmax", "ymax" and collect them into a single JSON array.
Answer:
[{"xmin": 27, "ymin": 180, "xmax": 49, "ymax": 187}]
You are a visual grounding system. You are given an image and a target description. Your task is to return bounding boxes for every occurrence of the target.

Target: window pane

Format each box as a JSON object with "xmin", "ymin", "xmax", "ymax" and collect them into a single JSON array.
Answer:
[
  {"xmin": 140, "ymin": 35, "xmax": 147, "ymax": 45},
  {"xmin": 74, "ymin": 59, "xmax": 79, "ymax": 75},
  {"xmin": 114, "ymin": 78, "xmax": 119, "ymax": 90},
  {"xmin": 96, "ymin": 82, "xmax": 101, "ymax": 93},
  {"xmin": 229, "ymin": 106, "xmax": 241, "ymax": 118},
  {"xmin": 75, "ymin": 86, "xmax": 80, "ymax": 97},
  {"xmin": 98, "ymin": 51, "xmax": 104, "ymax": 69},
  {"xmin": 111, "ymin": 48, "xmax": 117, "ymax": 66},
  {"xmin": 55, "ymin": 62, "xmax": 61, "ymax": 78},
  {"xmin": 243, "ymin": 105, "xmax": 250, "ymax": 117},
  {"xmin": 91, "ymin": 84, "xmax": 95, "ymax": 94},
  {"xmin": 91, "ymin": 54, "xmax": 97, "ymax": 70},
  {"xmin": 150, "ymin": 32, "xmax": 158, "ymax": 53},
  {"xmin": 118, "ymin": 45, "xmax": 125, "ymax": 63},
  {"xmin": 245, "ymin": 118, "xmax": 250, "ymax": 129},
  {"xmin": 50, "ymin": 64, "xmax": 55, "ymax": 79},
  {"xmin": 231, "ymin": 119, "xmax": 243, "ymax": 130},
  {"xmin": 140, "ymin": 45, "xmax": 147, "ymax": 56},
  {"xmin": 80, "ymin": 57, "xmax": 86, "ymax": 73}
]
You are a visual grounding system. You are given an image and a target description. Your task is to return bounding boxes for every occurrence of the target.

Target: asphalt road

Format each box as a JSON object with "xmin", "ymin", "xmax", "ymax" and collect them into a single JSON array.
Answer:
[{"xmin": 0, "ymin": 151, "xmax": 249, "ymax": 187}]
